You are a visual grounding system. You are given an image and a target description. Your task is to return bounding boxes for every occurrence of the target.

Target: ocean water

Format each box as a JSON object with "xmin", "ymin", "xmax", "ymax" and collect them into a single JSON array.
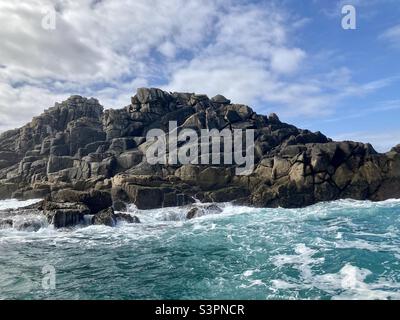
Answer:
[{"xmin": 1, "ymin": 198, "xmax": 400, "ymax": 300}]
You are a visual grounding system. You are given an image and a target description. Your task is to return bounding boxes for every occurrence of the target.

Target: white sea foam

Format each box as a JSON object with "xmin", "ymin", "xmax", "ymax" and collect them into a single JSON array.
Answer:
[
  {"xmin": 239, "ymin": 279, "xmax": 267, "ymax": 288},
  {"xmin": 270, "ymin": 261, "xmax": 400, "ymax": 300},
  {"xmin": 0, "ymin": 198, "xmax": 42, "ymax": 211},
  {"xmin": 1, "ymin": 198, "xmax": 400, "ymax": 299},
  {"xmin": 335, "ymin": 239, "xmax": 400, "ymax": 255},
  {"xmin": 315, "ymin": 264, "xmax": 400, "ymax": 300},
  {"xmin": 272, "ymin": 244, "xmax": 325, "ymax": 279},
  {"xmin": 242, "ymin": 269, "xmax": 260, "ymax": 277}
]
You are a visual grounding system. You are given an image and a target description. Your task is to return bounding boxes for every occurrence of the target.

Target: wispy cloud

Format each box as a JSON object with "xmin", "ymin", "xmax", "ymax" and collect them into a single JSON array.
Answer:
[
  {"xmin": 333, "ymin": 130, "xmax": 400, "ymax": 153},
  {"xmin": 380, "ymin": 24, "xmax": 400, "ymax": 47},
  {"xmin": 0, "ymin": 0, "xmax": 223, "ymax": 130},
  {"xmin": 323, "ymin": 99, "xmax": 400, "ymax": 123}
]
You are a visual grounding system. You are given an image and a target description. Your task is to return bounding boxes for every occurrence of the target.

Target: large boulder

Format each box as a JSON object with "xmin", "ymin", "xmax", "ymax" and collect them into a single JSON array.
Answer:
[
  {"xmin": 109, "ymin": 138, "xmax": 136, "ymax": 154},
  {"xmin": 43, "ymin": 201, "xmax": 90, "ymax": 228},
  {"xmin": 67, "ymin": 118, "xmax": 106, "ymax": 155},
  {"xmin": 204, "ymin": 187, "xmax": 249, "ymax": 202},
  {"xmin": 51, "ymin": 189, "xmax": 112, "ymax": 214},
  {"xmin": 113, "ymin": 200, "xmax": 127, "ymax": 211},
  {"xmin": 116, "ymin": 151, "xmax": 142, "ymax": 170},
  {"xmin": 92, "ymin": 207, "xmax": 116, "ymax": 227},
  {"xmin": 186, "ymin": 204, "xmax": 223, "ymax": 219},
  {"xmin": 47, "ymin": 156, "xmax": 74, "ymax": 174},
  {"xmin": 92, "ymin": 207, "xmax": 140, "ymax": 226},
  {"xmin": 123, "ymin": 184, "xmax": 164, "ymax": 209},
  {"xmin": 391, "ymin": 144, "xmax": 400, "ymax": 153},
  {"xmin": 0, "ymin": 151, "xmax": 21, "ymax": 169},
  {"xmin": 373, "ymin": 178, "xmax": 400, "ymax": 201},
  {"xmin": 211, "ymin": 94, "xmax": 230, "ymax": 105},
  {"xmin": 0, "ymin": 183, "xmax": 19, "ymax": 200},
  {"xmin": 186, "ymin": 207, "xmax": 200, "ymax": 219},
  {"xmin": 115, "ymin": 212, "xmax": 140, "ymax": 224},
  {"xmin": 224, "ymin": 110, "xmax": 242, "ymax": 123},
  {"xmin": 136, "ymin": 88, "xmax": 170, "ymax": 104},
  {"xmin": 175, "ymin": 165, "xmax": 232, "ymax": 189}
]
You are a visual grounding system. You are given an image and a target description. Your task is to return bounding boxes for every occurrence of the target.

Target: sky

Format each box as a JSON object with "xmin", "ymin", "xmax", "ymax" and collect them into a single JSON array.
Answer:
[{"xmin": 0, "ymin": 0, "xmax": 399, "ymax": 152}]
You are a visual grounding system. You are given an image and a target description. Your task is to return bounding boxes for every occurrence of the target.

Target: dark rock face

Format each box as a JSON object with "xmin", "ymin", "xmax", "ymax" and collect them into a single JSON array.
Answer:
[
  {"xmin": 92, "ymin": 207, "xmax": 140, "ymax": 226},
  {"xmin": 113, "ymin": 200, "xmax": 127, "ymax": 212},
  {"xmin": 92, "ymin": 207, "xmax": 116, "ymax": 227},
  {"xmin": 51, "ymin": 189, "xmax": 112, "ymax": 214},
  {"xmin": 0, "ymin": 219, "xmax": 13, "ymax": 228},
  {"xmin": 115, "ymin": 212, "xmax": 140, "ymax": 224},
  {"xmin": 0, "ymin": 88, "xmax": 399, "ymax": 212},
  {"xmin": 42, "ymin": 194, "xmax": 139, "ymax": 228},
  {"xmin": 43, "ymin": 201, "xmax": 89, "ymax": 228},
  {"xmin": 186, "ymin": 207, "xmax": 200, "ymax": 219},
  {"xmin": 186, "ymin": 204, "xmax": 223, "ymax": 219},
  {"xmin": 391, "ymin": 144, "xmax": 400, "ymax": 153}
]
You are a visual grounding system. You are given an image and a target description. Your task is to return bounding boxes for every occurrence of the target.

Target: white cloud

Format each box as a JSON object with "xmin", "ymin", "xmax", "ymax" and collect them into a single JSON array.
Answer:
[
  {"xmin": 0, "ymin": 81, "xmax": 68, "ymax": 132},
  {"xmin": 0, "ymin": 0, "xmax": 223, "ymax": 130},
  {"xmin": 162, "ymin": 2, "xmax": 394, "ymax": 120},
  {"xmin": 270, "ymin": 48, "xmax": 306, "ymax": 74},
  {"xmin": 0, "ymin": 0, "xmax": 127, "ymax": 82},
  {"xmin": 0, "ymin": 0, "xmax": 222, "ymax": 83},
  {"xmin": 0, "ymin": 0, "xmax": 396, "ymax": 135},
  {"xmin": 162, "ymin": 2, "xmax": 311, "ymax": 109},
  {"xmin": 163, "ymin": 55, "xmax": 274, "ymax": 105},
  {"xmin": 380, "ymin": 24, "xmax": 400, "ymax": 47},
  {"xmin": 158, "ymin": 41, "xmax": 177, "ymax": 59}
]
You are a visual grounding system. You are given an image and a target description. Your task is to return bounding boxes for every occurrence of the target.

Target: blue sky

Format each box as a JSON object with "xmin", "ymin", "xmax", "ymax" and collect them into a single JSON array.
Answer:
[
  {"xmin": 284, "ymin": 0, "xmax": 400, "ymax": 151},
  {"xmin": 0, "ymin": 0, "xmax": 399, "ymax": 151}
]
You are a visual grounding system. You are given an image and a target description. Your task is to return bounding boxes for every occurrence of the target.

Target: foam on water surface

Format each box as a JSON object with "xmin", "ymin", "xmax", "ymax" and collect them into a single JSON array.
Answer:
[
  {"xmin": 0, "ymin": 198, "xmax": 42, "ymax": 210},
  {"xmin": 1, "ymin": 198, "xmax": 400, "ymax": 299}
]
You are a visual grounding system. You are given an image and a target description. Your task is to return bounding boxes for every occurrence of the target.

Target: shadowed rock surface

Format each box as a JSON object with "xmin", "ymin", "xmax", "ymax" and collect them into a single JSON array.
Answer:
[{"xmin": 0, "ymin": 87, "xmax": 399, "ymax": 219}]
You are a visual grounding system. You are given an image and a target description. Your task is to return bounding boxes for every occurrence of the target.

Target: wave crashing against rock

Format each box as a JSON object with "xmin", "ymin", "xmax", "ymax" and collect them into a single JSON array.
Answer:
[{"xmin": 0, "ymin": 87, "xmax": 399, "ymax": 223}]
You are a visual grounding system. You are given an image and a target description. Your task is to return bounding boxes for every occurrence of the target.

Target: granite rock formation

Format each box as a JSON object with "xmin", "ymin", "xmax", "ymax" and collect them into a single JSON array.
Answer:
[{"xmin": 0, "ymin": 88, "xmax": 399, "ymax": 226}]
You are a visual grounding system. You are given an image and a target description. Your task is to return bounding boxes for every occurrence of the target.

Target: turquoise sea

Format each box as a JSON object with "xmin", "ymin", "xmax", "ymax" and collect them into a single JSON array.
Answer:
[{"xmin": 1, "ymin": 198, "xmax": 400, "ymax": 300}]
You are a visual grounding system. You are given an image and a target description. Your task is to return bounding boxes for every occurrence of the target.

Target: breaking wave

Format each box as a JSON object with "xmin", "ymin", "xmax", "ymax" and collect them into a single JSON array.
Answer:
[{"xmin": 1, "ymin": 198, "xmax": 400, "ymax": 299}]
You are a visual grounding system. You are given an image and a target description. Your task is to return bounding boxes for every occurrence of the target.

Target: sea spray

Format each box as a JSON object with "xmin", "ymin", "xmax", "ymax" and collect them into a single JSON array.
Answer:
[{"xmin": 1, "ymin": 199, "xmax": 400, "ymax": 299}]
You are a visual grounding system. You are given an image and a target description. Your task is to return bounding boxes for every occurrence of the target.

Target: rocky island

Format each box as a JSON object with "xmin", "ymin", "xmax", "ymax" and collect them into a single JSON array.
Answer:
[{"xmin": 1, "ymin": 88, "xmax": 399, "ymax": 228}]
